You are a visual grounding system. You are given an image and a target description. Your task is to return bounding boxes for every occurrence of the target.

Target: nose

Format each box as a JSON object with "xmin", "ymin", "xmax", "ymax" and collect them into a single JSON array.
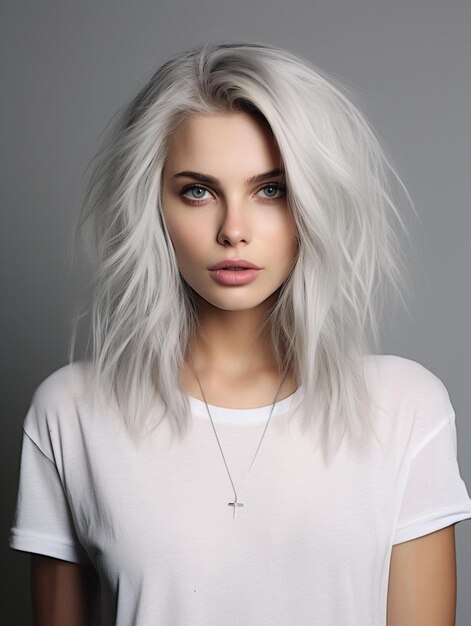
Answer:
[{"xmin": 216, "ymin": 197, "xmax": 251, "ymax": 247}]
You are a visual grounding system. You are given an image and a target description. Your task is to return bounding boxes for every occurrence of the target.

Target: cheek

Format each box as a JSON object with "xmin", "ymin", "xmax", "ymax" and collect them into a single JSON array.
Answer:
[
  {"xmin": 164, "ymin": 213, "xmax": 208, "ymax": 264},
  {"xmin": 261, "ymin": 210, "xmax": 298, "ymax": 258}
]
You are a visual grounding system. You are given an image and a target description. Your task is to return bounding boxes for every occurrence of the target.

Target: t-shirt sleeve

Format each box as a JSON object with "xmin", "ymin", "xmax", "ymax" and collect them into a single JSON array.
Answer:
[
  {"xmin": 8, "ymin": 396, "xmax": 91, "ymax": 564},
  {"xmin": 392, "ymin": 413, "xmax": 471, "ymax": 544}
]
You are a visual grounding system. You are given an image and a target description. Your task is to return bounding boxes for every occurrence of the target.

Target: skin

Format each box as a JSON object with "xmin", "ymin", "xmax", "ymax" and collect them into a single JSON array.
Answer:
[
  {"xmin": 387, "ymin": 525, "xmax": 456, "ymax": 625},
  {"xmin": 31, "ymin": 555, "xmax": 98, "ymax": 625},
  {"xmin": 161, "ymin": 111, "xmax": 299, "ymax": 406}
]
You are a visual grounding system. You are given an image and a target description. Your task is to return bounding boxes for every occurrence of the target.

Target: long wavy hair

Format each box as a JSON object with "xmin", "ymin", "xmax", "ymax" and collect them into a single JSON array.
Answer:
[{"xmin": 69, "ymin": 40, "xmax": 416, "ymax": 464}]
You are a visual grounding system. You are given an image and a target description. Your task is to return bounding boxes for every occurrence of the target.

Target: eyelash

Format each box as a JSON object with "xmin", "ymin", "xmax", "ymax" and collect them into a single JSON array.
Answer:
[{"xmin": 179, "ymin": 183, "xmax": 287, "ymax": 205}]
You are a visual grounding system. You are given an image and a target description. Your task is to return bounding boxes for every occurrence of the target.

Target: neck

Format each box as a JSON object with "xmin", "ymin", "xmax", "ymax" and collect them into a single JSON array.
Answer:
[{"xmin": 188, "ymin": 296, "xmax": 278, "ymax": 377}]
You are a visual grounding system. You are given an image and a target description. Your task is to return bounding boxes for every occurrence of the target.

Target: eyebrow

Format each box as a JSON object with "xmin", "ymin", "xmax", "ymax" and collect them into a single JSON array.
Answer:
[{"xmin": 172, "ymin": 168, "xmax": 285, "ymax": 186}]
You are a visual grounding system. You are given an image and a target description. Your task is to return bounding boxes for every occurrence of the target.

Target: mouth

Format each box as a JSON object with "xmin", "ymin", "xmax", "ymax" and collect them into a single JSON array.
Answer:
[
  {"xmin": 208, "ymin": 259, "xmax": 262, "ymax": 271},
  {"xmin": 209, "ymin": 266, "xmax": 262, "ymax": 286}
]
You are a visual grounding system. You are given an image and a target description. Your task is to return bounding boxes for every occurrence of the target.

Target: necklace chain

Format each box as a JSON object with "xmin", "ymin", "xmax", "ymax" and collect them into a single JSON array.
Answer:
[{"xmin": 190, "ymin": 361, "xmax": 288, "ymax": 520}]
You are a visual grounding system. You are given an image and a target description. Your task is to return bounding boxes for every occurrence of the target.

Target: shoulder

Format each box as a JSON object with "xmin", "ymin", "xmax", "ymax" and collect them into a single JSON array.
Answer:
[
  {"xmin": 363, "ymin": 354, "xmax": 455, "ymax": 452},
  {"xmin": 22, "ymin": 361, "xmax": 96, "ymax": 454},
  {"xmin": 364, "ymin": 353, "xmax": 451, "ymax": 406},
  {"xmin": 31, "ymin": 360, "xmax": 94, "ymax": 408}
]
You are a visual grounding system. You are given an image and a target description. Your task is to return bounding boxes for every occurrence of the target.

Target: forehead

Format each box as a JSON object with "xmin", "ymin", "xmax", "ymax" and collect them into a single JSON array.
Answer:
[{"xmin": 164, "ymin": 112, "xmax": 283, "ymax": 174}]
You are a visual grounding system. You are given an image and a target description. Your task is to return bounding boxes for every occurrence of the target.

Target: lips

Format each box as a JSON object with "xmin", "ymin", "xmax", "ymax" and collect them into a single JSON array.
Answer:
[
  {"xmin": 209, "ymin": 258, "xmax": 261, "ymax": 270},
  {"xmin": 209, "ymin": 267, "xmax": 261, "ymax": 286}
]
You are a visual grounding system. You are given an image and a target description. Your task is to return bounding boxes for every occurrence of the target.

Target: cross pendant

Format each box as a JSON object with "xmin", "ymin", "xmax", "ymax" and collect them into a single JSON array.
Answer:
[{"xmin": 228, "ymin": 500, "xmax": 244, "ymax": 519}]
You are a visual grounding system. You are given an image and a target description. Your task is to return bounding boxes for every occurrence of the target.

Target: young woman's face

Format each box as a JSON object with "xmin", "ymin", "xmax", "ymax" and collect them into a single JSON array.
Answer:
[{"xmin": 161, "ymin": 112, "xmax": 298, "ymax": 312}]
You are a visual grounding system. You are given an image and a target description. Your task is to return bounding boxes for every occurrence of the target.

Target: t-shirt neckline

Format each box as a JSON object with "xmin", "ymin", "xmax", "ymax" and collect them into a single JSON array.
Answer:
[{"xmin": 186, "ymin": 383, "xmax": 305, "ymax": 424}]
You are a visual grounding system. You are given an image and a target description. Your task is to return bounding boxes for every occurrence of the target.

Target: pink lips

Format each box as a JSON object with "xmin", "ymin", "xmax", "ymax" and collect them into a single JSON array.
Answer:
[
  {"xmin": 209, "ymin": 268, "xmax": 261, "ymax": 286},
  {"xmin": 208, "ymin": 258, "xmax": 261, "ymax": 271},
  {"xmin": 208, "ymin": 258, "xmax": 262, "ymax": 286}
]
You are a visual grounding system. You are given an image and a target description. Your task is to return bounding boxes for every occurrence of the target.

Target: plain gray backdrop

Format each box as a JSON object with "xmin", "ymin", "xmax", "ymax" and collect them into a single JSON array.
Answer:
[{"xmin": 2, "ymin": 1, "xmax": 470, "ymax": 624}]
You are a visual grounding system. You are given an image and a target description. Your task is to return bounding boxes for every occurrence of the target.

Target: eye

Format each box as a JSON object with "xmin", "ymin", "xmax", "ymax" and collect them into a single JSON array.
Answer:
[
  {"xmin": 257, "ymin": 183, "xmax": 286, "ymax": 201},
  {"xmin": 180, "ymin": 185, "xmax": 212, "ymax": 203}
]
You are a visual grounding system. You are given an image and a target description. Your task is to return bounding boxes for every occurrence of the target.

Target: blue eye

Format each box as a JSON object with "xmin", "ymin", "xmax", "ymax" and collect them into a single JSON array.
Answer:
[
  {"xmin": 258, "ymin": 184, "xmax": 286, "ymax": 200},
  {"xmin": 181, "ymin": 185, "xmax": 211, "ymax": 202}
]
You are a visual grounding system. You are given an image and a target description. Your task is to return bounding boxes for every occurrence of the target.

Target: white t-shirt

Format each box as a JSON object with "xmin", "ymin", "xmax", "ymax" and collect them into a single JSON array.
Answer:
[{"xmin": 8, "ymin": 354, "xmax": 471, "ymax": 625}]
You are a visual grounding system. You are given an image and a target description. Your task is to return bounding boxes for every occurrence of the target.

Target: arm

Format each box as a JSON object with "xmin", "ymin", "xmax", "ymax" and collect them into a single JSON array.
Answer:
[
  {"xmin": 31, "ymin": 554, "xmax": 99, "ymax": 626},
  {"xmin": 387, "ymin": 524, "xmax": 457, "ymax": 626}
]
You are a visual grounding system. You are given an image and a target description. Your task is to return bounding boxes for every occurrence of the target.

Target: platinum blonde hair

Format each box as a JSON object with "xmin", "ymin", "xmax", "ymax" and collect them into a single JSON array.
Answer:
[{"xmin": 69, "ymin": 41, "xmax": 416, "ymax": 464}]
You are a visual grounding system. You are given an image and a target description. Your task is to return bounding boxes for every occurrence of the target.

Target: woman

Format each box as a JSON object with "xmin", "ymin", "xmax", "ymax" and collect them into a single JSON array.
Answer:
[{"xmin": 9, "ymin": 41, "xmax": 471, "ymax": 625}]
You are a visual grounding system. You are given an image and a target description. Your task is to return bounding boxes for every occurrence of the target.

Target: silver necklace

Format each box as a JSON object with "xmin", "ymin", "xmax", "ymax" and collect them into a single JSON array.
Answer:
[{"xmin": 191, "ymin": 365, "xmax": 288, "ymax": 520}]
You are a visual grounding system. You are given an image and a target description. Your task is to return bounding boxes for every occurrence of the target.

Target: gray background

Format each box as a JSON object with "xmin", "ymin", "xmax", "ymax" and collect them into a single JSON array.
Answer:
[{"xmin": 2, "ymin": 1, "xmax": 470, "ymax": 624}]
